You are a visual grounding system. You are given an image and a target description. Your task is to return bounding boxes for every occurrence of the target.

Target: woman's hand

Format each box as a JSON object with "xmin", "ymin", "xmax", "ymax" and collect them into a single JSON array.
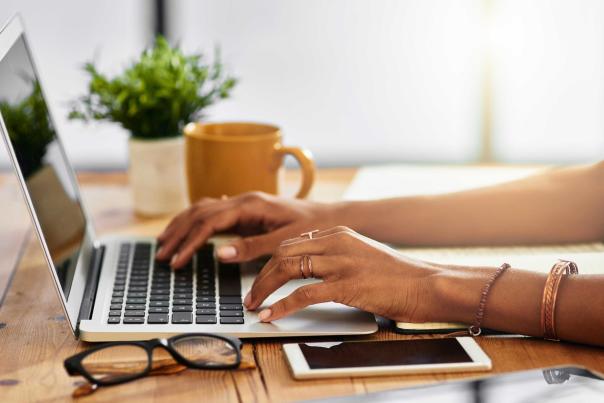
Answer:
[
  {"xmin": 245, "ymin": 226, "xmax": 446, "ymax": 323},
  {"xmin": 156, "ymin": 192, "xmax": 341, "ymax": 269}
]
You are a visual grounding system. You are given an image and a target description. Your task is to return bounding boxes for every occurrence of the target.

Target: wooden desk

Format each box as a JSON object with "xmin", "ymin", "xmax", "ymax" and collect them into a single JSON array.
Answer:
[{"xmin": 1, "ymin": 169, "xmax": 604, "ymax": 402}]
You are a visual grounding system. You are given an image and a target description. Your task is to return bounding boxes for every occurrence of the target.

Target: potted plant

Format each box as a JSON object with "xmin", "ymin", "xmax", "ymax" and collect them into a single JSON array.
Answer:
[{"xmin": 69, "ymin": 36, "xmax": 237, "ymax": 216}]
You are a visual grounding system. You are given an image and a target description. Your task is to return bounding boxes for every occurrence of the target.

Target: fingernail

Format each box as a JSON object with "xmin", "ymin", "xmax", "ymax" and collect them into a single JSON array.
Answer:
[
  {"xmin": 217, "ymin": 245, "xmax": 237, "ymax": 260},
  {"xmin": 170, "ymin": 254, "xmax": 179, "ymax": 266},
  {"xmin": 155, "ymin": 247, "xmax": 163, "ymax": 257},
  {"xmin": 258, "ymin": 309, "xmax": 272, "ymax": 322},
  {"xmin": 244, "ymin": 292, "xmax": 252, "ymax": 307}
]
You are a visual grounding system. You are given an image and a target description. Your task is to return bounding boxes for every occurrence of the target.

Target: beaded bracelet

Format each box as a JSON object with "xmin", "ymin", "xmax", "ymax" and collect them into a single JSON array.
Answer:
[{"xmin": 468, "ymin": 263, "xmax": 511, "ymax": 336}]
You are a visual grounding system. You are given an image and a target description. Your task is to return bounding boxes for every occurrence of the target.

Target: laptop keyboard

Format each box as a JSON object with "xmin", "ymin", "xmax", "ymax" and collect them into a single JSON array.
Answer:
[{"xmin": 107, "ymin": 242, "xmax": 245, "ymax": 325}]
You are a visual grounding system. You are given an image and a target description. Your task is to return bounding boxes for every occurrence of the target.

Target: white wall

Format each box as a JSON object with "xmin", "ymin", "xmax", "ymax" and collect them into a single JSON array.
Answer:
[
  {"xmin": 0, "ymin": 0, "xmax": 152, "ymax": 170},
  {"xmin": 491, "ymin": 0, "xmax": 604, "ymax": 163},
  {"xmin": 1, "ymin": 1, "xmax": 604, "ymax": 169},
  {"xmin": 169, "ymin": 0, "xmax": 484, "ymax": 165}
]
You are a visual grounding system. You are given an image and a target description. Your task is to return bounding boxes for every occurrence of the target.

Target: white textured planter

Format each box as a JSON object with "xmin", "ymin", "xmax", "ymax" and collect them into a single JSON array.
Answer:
[{"xmin": 128, "ymin": 137, "xmax": 187, "ymax": 216}]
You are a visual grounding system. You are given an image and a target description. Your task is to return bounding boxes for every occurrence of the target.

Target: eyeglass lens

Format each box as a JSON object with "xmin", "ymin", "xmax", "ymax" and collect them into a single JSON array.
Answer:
[
  {"xmin": 80, "ymin": 345, "xmax": 149, "ymax": 383},
  {"xmin": 171, "ymin": 336, "xmax": 238, "ymax": 366}
]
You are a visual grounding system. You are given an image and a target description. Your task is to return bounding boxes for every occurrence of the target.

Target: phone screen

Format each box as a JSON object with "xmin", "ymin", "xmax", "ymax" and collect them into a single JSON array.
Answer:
[{"xmin": 299, "ymin": 339, "xmax": 472, "ymax": 369}]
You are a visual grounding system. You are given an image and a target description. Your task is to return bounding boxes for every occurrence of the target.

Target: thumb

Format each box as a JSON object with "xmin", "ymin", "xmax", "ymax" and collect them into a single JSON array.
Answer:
[{"xmin": 216, "ymin": 227, "xmax": 293, "ymax": 262}]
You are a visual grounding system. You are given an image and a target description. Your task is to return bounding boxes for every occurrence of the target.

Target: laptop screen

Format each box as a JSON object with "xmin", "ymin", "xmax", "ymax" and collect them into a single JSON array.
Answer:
[{"xmin": 0, "ymin": 35, "xmax": 87, "ymax": 299}]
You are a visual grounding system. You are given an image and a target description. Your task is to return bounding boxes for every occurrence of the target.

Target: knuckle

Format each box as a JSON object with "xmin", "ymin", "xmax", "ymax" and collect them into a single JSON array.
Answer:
[
  {"xmin": 241, "ymin": 191, "xmax": 264, "ymax": 202},
  {"xmin": 332, "ymin": 225, "xmax": 352, "ymax": 233},
  {"xmin": 197, "ymin": 197, "xmax": 213, "ymax": 205},
  {"xmin": 279, "ymin": 257, "xmax": 297, "ymax": 275},
  {"xmin": 298, "ymin": 286, "xmax": 315, "ymax": 301}
]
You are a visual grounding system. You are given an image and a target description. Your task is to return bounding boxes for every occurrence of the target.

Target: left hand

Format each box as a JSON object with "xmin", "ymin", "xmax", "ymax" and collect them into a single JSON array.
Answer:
[{"xmin": 245, "ymin": 226, "xmax": 445, "ymax": 323}]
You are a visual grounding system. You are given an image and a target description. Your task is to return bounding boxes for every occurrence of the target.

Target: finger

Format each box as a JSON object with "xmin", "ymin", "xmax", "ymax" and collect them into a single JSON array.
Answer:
[
  {"xmin": 170, "ymin": 208, "xmax": 243, "ymax": 269},
  {"xmin": 157, "ymin": 208, "xmax": 191, "ymax": 248},
  {"xmin": 216, "ymin": 226, "xmax": 296, "ymax": 263},
  {"xmin": 275, "ymin": 230, "xmax": 355, "ymax": 259},
  {"xmin": 257, "ymin": 283, "xmax": 332, "ymax": 322},
  {"xmin": 280, "ymin": 225, "xmax": 353, "ymax": 246},
  {"xmin": 157, "ymin": 197, "xmax": 228, "ymax": 246},
  {"xmin": 156, "ymin": 215, "xmax": 198, "ymax": 260},
  {"xmin": 246, "ymin": 255, "xmax": 339, "ymax": 310},
  {"xmin": 158, "ymin": 198, "xmax": 243, "ymax": 261}
]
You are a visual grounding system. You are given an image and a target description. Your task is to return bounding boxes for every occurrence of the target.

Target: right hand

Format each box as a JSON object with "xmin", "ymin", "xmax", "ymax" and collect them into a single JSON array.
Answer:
[{"xmin": 155, "ymin": 192, "xmax": 340, "ymax": 269}]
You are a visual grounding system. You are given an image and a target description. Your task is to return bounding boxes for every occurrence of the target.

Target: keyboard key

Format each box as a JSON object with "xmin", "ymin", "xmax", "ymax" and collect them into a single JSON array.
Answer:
[
  {"xmin": 150, "ymin": 301, "xmax": 169, "ymax": 307},
  {"xmin": 173, "ymin": 293, "xmax": 193, "ymax": 299},
  {"xmin": 196, "ymin": 315, "xmax": 217, "ymax": 324},
  {"xmin": 125, "ymin": 304, "xmax": 146, "ymax": 310},
  {"xmin": 172, "ymin": 305, "xmax": 193, "ymax": 312},
  {"xmin": 220, "ymin": 304, "xmax": 243, "ymax": 311},
  {"xmin": 197, "ymin": 290, "xmax": 215, "ymax": 296},
  {"xmin": 147, "ymin": 314, "xmax": 169, "ymax": 324},
  {"xmin": 196, "ymin": 296, "xmax": 216, "ymax": 302},
  {"xmin": 112, "ymin": 291, "xmax": 124, "ymax": 298},
  {"xmin": 124, "ymin": 310, "xmax": 146, "ymax": 317},
  {"xmin": 150, "ymin": 295, "xmax": 169, "ymax": 301},
  {"xmin": 173, "ymin": 299, "xmax": 192, "ymax": 305},
  {"xmin": 110, "ymin": 304, "xmax": 122, "ymax": 310},
  {"xmin": 149, "ymin": 306, "xmax": 169, "ymax": 313},
  {"xmin": 173, "ymin": 287, "xmax": 193, "ymax": 293},
  {"xmin": 129, "ymin": 281, "xmax": 148, "ymax": 287},
  {"xmin": 127, "ymin": 292, "xmax": 147, "ymax": 299},
  {"xmin": 150, "ymin": 288, "xmax": 170, "ymax": 295},
  {"xmin": 220, "ymin": 317, "xmax": 244, "ymax": 324},
  {"xmin": 108, "ymin": 310, "xmax": 122, "ymax": 317},
  {"xmin": 128, "ymin": 286, "xmax": 148, "ymax": 292},
  {"xmin": 218, "ymin": 263, "xmax": 241, "ymax": 296},
  {"xmin": 123, "ymin": 317, "xmax": 145, "ymax": 324},
  {"xmin": 196, "ymin": 309, "xmax": 216, "ymax": 315},
  {"xmin": 220, "ymin": 311, "xmax": 243, "ymax": 317},
  {"xmin": 107, "ymin": 317, "xmax": 121, "ymax": 324},
  {"xmin": 172, "ymin": 312, "xmax": 193, "ymax": 324},
  {"xmin": 111, "ymin": 297, "xmax": 123, "ymax": 304},
  {"xmin": 197, "ymin": 302, "xmax": 216, "ymax": 309},
  {"xmin": 220, "ymin": 297, "xmax": 242, "ymax": 304},
  {"xmin": 126, "ymin": 298, "xmax": 146, "ymax": 305},
  {"xmin": 113, "ymin": 285, "xmax": 125, "ymax": 291}
]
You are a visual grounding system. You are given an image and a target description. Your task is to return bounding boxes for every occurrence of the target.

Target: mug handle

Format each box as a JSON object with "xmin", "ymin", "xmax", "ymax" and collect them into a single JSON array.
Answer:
[{"xmin": 275, "ymin": 145, "xmax": 315, "ymax": 198}]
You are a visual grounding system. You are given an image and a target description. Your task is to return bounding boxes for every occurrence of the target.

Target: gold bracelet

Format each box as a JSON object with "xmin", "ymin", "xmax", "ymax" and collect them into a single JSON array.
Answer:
[{"xmin": 540, "ymin": 260, "xmax": 578, "ymax": 341}]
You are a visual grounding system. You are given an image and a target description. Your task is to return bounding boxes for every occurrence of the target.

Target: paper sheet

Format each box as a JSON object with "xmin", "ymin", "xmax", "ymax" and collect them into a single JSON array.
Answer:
[
  {"xmin": 343, "ymin": 164, "xmax": 545, "ymax": 200},
  {"xmin": 344, "ymin": 164, "xmax": 604, "ymax": 274}
]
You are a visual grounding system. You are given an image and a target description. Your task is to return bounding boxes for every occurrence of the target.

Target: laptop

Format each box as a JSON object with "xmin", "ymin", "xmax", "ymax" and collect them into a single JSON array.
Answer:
[{"xmin": 0, "ymin": 15, "xmax": 377, "ymax": 341}]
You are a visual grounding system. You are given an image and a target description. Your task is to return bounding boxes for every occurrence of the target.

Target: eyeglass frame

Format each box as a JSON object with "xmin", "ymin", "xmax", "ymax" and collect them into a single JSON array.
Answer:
[{"xmin": 64, "ymin": 333, "xmax": 243, "ymax": 387}]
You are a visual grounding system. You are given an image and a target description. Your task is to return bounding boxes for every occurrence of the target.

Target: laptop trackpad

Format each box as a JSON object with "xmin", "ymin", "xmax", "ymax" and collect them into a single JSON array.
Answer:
[{"xmin": 239, "ymin": 263, "xmax": 377, "ymax": 334}]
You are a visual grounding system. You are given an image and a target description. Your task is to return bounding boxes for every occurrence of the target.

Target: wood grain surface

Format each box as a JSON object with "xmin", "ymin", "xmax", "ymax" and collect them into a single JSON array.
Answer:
[{"xmin": 1, "ymin": 169, "xmax": 603, "ymax": 402}]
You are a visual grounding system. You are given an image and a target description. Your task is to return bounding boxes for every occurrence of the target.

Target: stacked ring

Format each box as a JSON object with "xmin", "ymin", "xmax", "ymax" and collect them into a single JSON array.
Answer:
[
  {"xmin": 299, "ymin": 255, "xmax": 315, "ymax": 279},
  {"xmin": 305, "ymin": 255, "xmax": 314, "ymax": 278},
  {"xmin": 299, "ymin": 257, "xmax": 307, "ymax": 279}
]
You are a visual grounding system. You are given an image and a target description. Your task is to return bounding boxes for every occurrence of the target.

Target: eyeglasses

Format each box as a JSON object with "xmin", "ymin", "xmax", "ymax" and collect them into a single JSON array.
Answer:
[{"xmin": 64, "ymin": 333, "xmax": 242, "ymax": 394}]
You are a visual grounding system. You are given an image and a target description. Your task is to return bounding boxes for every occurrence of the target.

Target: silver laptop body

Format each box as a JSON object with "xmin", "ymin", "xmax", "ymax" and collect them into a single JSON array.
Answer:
[{"xmin": 0, "ymin": 15, "xmax": 377, "ymax": 341}]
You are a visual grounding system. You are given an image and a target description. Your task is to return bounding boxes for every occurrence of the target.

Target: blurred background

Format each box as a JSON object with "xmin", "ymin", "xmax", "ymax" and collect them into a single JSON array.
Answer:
[{"xmin": 1, "ymin": 0, "xmax": 604, "ymax": 170}]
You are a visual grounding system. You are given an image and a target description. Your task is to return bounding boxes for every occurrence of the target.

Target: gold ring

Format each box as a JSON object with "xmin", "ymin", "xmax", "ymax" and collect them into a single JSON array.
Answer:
[
  {"xmin": 299, "ymin": 256, "xmax": 307, "ymax": 279},
  {"xmin": 300, "ymin": 230, "xmax": 319, "ymax": 240},
  {"xmin": 305, "ymin": 255, "xmax": 314, "ymax": 278}
]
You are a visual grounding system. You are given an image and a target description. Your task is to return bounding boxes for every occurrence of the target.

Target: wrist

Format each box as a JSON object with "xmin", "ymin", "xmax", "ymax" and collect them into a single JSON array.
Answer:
[
  {"xmin": 328, "ymin": 201, "xmax": 372, "ymax": 233},
  {"xmin": 432, "ymin": 266, "xmax": 494, "ymax": 324}
]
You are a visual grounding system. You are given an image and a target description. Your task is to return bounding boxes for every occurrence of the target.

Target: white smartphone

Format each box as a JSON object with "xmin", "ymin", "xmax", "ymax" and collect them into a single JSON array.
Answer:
[{"xmin": 283, "ymin": 337, "xmax": 491, "ymax": 379}]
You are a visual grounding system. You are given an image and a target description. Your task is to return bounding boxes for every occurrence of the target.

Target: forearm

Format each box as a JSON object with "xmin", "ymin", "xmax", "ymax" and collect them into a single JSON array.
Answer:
[
  {"xmin": 335, "ymin": 162, "xmax": 604, "ymax": 246},
  {"xmin": 434, "ymin": 265, "xmax": 604, "ymax": 347}
]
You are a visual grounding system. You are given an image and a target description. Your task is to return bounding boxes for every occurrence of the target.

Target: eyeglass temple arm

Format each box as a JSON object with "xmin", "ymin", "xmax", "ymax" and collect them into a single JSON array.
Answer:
[{"xmin": 64, "ymin": 360, "xmax": 81, "ymax": 376}]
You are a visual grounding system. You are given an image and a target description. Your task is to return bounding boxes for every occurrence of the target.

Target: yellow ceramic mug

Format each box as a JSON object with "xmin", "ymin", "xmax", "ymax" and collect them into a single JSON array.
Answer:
[{"xmin": 184, "ymin": 122, "xmax": 315, "ymax": 203}]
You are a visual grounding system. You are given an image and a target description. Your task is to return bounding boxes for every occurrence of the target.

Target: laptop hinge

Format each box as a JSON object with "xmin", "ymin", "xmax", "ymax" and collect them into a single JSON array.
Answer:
[{"xmin": 75, "ymin": 244, "xmax": 105, "ymax": 336}]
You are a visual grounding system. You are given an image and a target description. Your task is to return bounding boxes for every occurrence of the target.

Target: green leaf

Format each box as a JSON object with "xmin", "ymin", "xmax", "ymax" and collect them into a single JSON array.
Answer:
[{"xmin": 69, "ymin": 35, "xmax": 237, "ymax": 138}]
